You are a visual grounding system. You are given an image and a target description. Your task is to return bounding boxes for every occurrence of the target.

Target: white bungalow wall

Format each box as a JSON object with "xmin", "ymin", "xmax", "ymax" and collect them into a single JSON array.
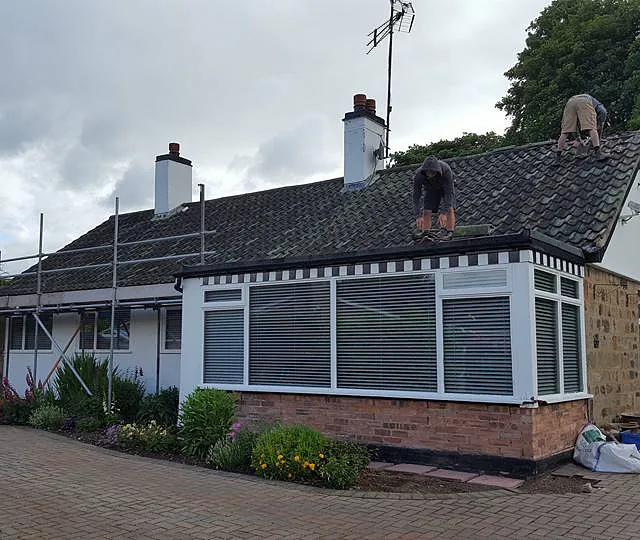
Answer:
[
  {"xmin": 4, "ymin": 309, "xmax": 180, "ymax": 396},
  {"xmin": 600, "ymin": 171, "xmax": 640, "ymax": 282}
]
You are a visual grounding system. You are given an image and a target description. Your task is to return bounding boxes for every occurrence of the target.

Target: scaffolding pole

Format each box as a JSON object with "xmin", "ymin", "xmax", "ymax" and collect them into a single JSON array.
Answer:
[
  {"xmin": 108, "ymin": 197, "xmax": 119, "ymax": 413},
  {"xmin": 1, "ymin": 191, "xmax": 211, "ymax": 398},
  {"xmin": 33, "ymin": 213, "xmax": 44, "ymax": 381}
]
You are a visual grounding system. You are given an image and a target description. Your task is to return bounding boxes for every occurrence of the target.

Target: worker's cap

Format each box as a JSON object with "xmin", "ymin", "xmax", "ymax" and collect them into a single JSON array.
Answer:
[{"xmin": 421, "ymin": 156, "xmax": 440, "ymax": 173}]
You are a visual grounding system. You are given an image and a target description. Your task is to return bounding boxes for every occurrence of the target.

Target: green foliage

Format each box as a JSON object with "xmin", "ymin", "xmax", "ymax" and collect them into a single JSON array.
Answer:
[
  {"xmin": 207, "ymin": 428, "xmax": 260, "ymax": 473},
  {"xmin": 497, "ymin": 0, "xmax": 640, "ymax": 143},
  {"xmin": 179, "ymin": 388, "xmax": 236, "ymax": 459},
  {"xmin": 137, "ymin": 387, "xmax": 179, "ymax": 427},
  {"xmin": 251, "ymin": 424, "xmax": 329, "ymax": 482},
  {"xmin": 112, "ymin": 373, "xmax": 145, "ymax": 422},
  {"xmin": 53, "ymin": 353, "xmax": 145, "ymax": 422},
  {"xmin": 28, "ymin": 404, "xmax": 67, "ymax": 430},
  {"xmin": 54, "ymin": 353, "xmax": 110, "ymax": 415},
  {"xmin": 76, "ymin": 417, "xmax": 105, "ymax": 433},
  {"xmin": 317, "ymin": 440, "xmax": 371, "ymax": 490},
  {"xmin": 0, "ymin": 368, "xmax": 49, "ymax": 425},
  {"xmin": 251, "ymin": 424, "xmax": 370, "ymax": 489},
  {"xmin": 389, "ymin": 132, "xmax": 507, "ymax": 167},
  {"xmin": 118, "ymin": 421, "xmax": 178, "ymax": 453}
]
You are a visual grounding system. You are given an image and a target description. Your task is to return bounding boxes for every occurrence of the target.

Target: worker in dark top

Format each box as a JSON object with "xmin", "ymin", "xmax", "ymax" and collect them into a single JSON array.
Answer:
[
  {"xmin": 555, "ymin": 94, "xmax": 609, "ymax": 161},
  {"xmin": 413, "ymin": 156, "xmax": 456, "ymax": 239}
]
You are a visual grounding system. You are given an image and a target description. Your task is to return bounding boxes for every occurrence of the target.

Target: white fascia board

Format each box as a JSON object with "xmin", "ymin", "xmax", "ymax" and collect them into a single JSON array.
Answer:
[{"xmin": 1, "ymin": 282, "xmax": 180, "ymax": 309}]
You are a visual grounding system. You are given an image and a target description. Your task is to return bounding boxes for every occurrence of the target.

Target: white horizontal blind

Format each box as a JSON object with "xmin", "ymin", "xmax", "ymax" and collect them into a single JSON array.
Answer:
[
  {"xmin": 249, "ymin": 282, "xmax": 331, "ymax": 387},
  {"xmin": 560, "ymin": 277, "xmax": 579, "ymax": 298},
  {"xmin": 204, "ymin": 310, "xmax": 244, "ymax": 384},
  {"xmin": 535, "ymin": 298, "xmax": 559, "ymax": 394},
  {"xmin": 165, "ymin": 308, "xmax": 182, "ymax": 350},
  {"xmin": 562, "ymin": 303, "xmax": 582, "ymax": 392},
  {"xmin": 443, "ymin": 297, "xmax": 513, "ymax": 395},
  {"xmin": 534, "ymin": 269, "xmax": 557, "ymax": 293},
  {"xmin": 442, "ymin": 269, "xmax": 507, "ymax": 289},
  {"xmin": 336, "ymin": 274, "xmax": 437, "ymax": 391},
  {"xmin": 204, "ymin": 289, "xmax": 241, "ymax": 302}
]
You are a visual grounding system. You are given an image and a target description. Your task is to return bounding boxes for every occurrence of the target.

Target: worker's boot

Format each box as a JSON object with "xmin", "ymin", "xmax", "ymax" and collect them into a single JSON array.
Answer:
[
  {"xmin": 552, "ymin": 150, "xmax": 562, "ymax": 166},
  {"xmin": 593, "ymin": 146, "xmax": 610, "ymax": 161}
]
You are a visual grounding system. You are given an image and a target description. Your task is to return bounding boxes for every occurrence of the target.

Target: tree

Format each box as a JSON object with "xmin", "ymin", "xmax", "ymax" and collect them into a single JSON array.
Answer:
[
  {"xmin": 497, "ymin": 0, "xmax": 640, "ymax": 144},
  {"xmin": 389, "ymin": 132, "xmax": 506, "ymax": 167}
]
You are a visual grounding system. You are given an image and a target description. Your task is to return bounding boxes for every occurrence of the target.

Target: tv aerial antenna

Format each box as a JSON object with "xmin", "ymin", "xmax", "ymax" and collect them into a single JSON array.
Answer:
[{"xmin": 366, "ymin": 0, "xmax": 415, "ymax": 158}]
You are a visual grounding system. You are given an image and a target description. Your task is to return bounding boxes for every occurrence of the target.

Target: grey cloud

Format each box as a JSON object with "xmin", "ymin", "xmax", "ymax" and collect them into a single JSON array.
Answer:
[
  {"xmin": 0, "ymin": 0, "xmax": 553, "ymax": 268},
  {"xmin": 111, "ymin": 163, "xmax": 154, "ymax": 212},
  {"xmin": 233, "ymin": 115, "xmax": 341, "ymax": 188}
]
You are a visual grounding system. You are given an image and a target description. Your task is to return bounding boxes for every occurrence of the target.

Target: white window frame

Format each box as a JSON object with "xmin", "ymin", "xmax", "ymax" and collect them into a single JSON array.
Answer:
[
  {"xmin": 79, "ymin": 309, "xmax": 131, "ymax": 352},
  {"xmin": 532, "ymin": 266, "xmax": 587, "ymax": 402},
  {"xmin": 8, "ymin": 313, "xmax": 53, "ymax": 352},
  {"xmin": 161, "ymin": 307, "xmax": 183, "ymax": 353},
  {"xmin": 199, "ymin": 263, "xmax": 528, "ymax": 404}
]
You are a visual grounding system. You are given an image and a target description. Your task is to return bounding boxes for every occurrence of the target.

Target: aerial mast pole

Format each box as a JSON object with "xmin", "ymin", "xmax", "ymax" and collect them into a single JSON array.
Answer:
[{"xmin": 367, "ymin": 1, "xmax": 415, "ymax": 158}]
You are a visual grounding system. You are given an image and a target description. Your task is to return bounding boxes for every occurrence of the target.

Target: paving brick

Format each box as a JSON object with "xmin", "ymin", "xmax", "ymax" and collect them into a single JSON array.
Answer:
[
  {"xmin": 467, "ymin": 475, "xmax": 524, "ymax": 489},
  {"xmin": 425, "ymin": 469, "xmax": 480, "ymax": 482},
  {"xmin": 385, "ymin": 463, "xmax": 438, "ymax": 474},
  {"xmin": 366, "ymin": 461, "xmax": 394, "ymax": 470},
  {"xmin": 2, "ymin": 427, "xmax": 640, "ymax": 540}
]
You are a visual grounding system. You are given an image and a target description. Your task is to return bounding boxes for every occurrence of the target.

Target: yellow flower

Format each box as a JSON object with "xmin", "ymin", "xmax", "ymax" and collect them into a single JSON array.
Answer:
[
  {"xmin": 303, "ymin": 461, "xmax": 309, "ymax": 468},
  {"xmin": 318, "ymin": 453, "xmax": 325, "ymax": 459},
  {"xmin": 287, "ymin": 473, "xmax": 292, "ymax": 479},
  {"xmin": 294, "ymin": 455, "xmax": 300, "ymax": 462},
  {"xmin": 277, "ymin": 454, "xmax": 284, "ymax": 460},
  {"xmin": 309, "ymin": 463, "xmax": 316, "ymax": 471},
  {"xmin": 260, "ymin": 463, "xmax": 267, "ymax": 469}
]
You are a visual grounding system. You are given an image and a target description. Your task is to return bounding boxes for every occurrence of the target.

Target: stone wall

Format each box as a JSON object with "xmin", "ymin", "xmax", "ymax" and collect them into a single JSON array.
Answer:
[
  {"xmin": 237, "ymin": 393, "xmax": 587, "ymax": 461},
  {"xmin": 584, "ymin": 265, "xmax": 640, "ymax": 423}
]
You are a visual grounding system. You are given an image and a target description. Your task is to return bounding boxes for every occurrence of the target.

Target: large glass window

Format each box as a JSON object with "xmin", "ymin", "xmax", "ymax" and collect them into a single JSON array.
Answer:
[{"xmin": 80, "ymin": 309, "xmax": 130, "ymax": 350}]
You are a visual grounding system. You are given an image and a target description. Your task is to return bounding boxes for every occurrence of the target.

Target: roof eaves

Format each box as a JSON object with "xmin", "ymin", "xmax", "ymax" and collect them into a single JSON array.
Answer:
[{"xmin": 177, "ymin": 230, "xmax": 586, "ymax": 279}]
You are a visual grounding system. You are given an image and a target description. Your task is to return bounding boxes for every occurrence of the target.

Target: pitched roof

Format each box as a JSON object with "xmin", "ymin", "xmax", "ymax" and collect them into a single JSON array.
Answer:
[{"xmin": 3, "ymin": 132, "xmax": 640, "ymax": 297}]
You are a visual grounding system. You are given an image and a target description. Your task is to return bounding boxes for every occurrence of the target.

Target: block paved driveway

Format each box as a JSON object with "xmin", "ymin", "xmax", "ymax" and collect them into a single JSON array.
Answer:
[{"xmin": 1, "ymin": 427, "xmax": 640, "ymax": 540}]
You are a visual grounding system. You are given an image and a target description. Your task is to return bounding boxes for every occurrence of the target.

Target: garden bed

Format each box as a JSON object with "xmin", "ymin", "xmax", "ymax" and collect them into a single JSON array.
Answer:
[{"xmin": 57, "ymin": 429, "xmax": 590, "ymax": 495}]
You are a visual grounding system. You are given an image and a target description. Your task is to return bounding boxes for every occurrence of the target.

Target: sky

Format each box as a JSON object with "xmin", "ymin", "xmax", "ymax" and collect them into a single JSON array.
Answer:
[{"xmin": 0, "ymin": 0, "xmax": 551, "ymax": 275}]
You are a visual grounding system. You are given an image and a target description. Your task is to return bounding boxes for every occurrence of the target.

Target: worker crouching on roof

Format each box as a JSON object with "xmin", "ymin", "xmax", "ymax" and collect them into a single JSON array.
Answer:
[
  {"xmin": 413, "ymin": 156, "xmax": 456, "ymax": 239},
  {"xmin": 555, "ymin": 94, "xmax": 609, "ymax": 161}
]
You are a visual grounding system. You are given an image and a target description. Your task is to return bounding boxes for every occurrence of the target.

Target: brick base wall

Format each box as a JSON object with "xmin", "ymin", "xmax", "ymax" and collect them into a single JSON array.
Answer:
[
  {"xmin": 584, "ymin": 265, "xmax": 640, "ymax": 423},
  {"xmin": 237, "ymin": 393, "xmax": 587, "ymax": 461}
]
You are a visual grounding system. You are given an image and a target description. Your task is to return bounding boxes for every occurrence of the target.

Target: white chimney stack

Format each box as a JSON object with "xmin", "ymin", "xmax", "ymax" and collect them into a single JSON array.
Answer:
[
  {"xmin": 154, "ymin": 142, "xmax": 193, "ymax": 214},
  {"xmin": 343, "ymin": 94, "xmax": 386, "ymax": 190}
]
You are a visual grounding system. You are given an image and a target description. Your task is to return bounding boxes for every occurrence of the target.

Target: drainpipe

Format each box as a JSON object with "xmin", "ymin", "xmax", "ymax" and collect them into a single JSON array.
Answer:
[{"xmin": 155, "ymin": 306, "xmax": 161, "ymax": 394}]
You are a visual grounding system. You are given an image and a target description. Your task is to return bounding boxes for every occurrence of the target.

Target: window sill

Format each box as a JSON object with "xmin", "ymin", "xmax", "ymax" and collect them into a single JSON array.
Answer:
[
  {"xmin": 199, "ymin": 383, "xmax": 526, "ymax": 405},
  {"xmin": 535, "ymin": 392, "xmax": 592, "ymax": 404}
]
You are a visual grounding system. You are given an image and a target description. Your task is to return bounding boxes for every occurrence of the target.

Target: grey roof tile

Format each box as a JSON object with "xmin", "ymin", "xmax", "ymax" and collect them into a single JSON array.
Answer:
[{"xmin": 2, "ymin": 132, "xmax": 640, "ymax": 297}]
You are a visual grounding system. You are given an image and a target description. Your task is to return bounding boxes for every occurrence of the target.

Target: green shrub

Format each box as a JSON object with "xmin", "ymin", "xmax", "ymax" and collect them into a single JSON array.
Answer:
[
  {"xmin": 317, "ymin": 440, "xmax": 371, "ymax": 490},
  {"xmin": 207, "ymin": 427, "xmax": 260, "ymax": 473},
  {"xmin": 251, "ymin": 424, "xmax": 328, "ymax": 482},
  {"xmin": 112, "ymin": 374, "xmax": 145, "ymax": 422},
  {"xmin": 179, "ymin": 388, "xmax": 236, "ymax": 459},
  {"xmin": 76, "ymin": 417, "xmax": 105, "ymax": 433},
  {"xmin": 251, "ymin": 424, "xmax": 370, "ymax": 489},
  {"xmin": 53, "ymin": 353, "xmax": 110, "ymax": 415},
  {"xmin": 28, "ymin": 404, "xmax": 67, "ymax": 430},
  {"xmin": 137, "ymin": 387, "xmax": 179, "ymax": 427},
  {"xmin": 53, "ymin": 353, "xmax": 144, "ymax": 422},
  {"xmin": 118, "ymin": 421, "xmax": 178, "ymax": 453}
]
